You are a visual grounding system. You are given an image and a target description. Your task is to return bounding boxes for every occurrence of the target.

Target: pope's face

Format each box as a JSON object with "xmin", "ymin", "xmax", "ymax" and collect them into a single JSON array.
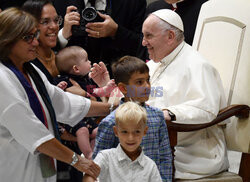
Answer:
[{"xmin": 142, "ymin": 15, "xmax": 171, "ymax": 62}]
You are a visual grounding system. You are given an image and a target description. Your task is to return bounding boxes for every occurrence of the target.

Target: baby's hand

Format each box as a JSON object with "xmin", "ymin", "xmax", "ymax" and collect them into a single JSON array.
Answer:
[
  {"xmin": 89, "ymin": 62, "xmax": 110, "ymax": 87},
  {"xmin": 93, "ymin": 79, "xmax": 116, "ymax": 97},
  {"xmin": 57, "ymin": 81, "xmax": 68, "ymax": 90}
]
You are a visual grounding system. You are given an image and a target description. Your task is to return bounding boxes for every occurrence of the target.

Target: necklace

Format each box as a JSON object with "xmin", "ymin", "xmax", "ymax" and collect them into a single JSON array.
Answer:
[{"xmin": 36, "ymin": 50, "xmax": 55, "ymax": 63}]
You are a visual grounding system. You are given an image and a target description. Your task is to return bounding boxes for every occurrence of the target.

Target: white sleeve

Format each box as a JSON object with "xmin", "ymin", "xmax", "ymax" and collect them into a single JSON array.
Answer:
[
  {"xmin": 167, "ymin": 63, "xmax": 224, "ymax": 124},
  {"xmin": 94, "ymin": 151, "xmax": 108, "ymax": 178},
  {"xmin": 149, "ymin": 162, "xmax": 163, "ymax": 182},
  {"xmin": 58, "ymin": 28, "xmax": 68, "ymax": 48}
]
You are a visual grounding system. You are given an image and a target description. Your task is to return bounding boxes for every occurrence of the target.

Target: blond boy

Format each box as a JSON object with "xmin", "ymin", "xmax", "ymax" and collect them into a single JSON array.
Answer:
[{"xmin": 83, "ymin": 102, "xmax": 162, "ymax": 182}]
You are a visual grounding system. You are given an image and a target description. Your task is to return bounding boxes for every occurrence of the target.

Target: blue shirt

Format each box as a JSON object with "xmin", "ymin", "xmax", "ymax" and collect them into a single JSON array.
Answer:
[{"xmin": 93, "ymin": 103, "xmax": 172, "ymax": 182}]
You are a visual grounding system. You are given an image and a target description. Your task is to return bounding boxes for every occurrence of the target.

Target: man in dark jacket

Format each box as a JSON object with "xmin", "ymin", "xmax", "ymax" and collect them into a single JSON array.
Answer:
[{"xmin": 54, "ymin": 0, "xmax": 147, "ymax": 74}]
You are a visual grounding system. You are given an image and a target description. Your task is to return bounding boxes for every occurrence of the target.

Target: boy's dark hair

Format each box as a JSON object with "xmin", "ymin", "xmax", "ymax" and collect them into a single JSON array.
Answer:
[{"xmin": 112, "ymin": 56, "xmax": 149, "ymax": 84}]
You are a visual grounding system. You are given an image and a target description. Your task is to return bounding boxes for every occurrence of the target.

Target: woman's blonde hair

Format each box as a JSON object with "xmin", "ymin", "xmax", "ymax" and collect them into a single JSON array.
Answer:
[
  {"xmin": 0, "ymin": 7, "xmax": 37, "ymax": 60},
  {"xmin": 115, "ymin": 102, "xmax": 147, "ymax": 126}
]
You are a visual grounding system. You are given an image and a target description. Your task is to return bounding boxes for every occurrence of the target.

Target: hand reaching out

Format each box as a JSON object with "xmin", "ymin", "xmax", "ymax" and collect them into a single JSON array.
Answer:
[
  {"xmin": 89, "ymin": 62, "xmax": 111, "ymax": 87},
  {"xmin": 73, "ymin": 155, "xmax": 100, "ymax": 180},
  {"xmin": 92, "ymin": 79, "xmax": 116, "ymax": 97}
]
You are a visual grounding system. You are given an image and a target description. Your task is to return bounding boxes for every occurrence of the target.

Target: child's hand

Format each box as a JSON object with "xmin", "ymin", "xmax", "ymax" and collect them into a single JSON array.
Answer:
[
  {"xmin": 57, "ymin": 81, "xmax": 68, "ymax": 90},
  {"xmin": 89, "ymin": 62, "xmax": 110, "ymax": 87},
  {"xmin": 93, "ymin": 79, "xmax": 117, "ymax": 97}
]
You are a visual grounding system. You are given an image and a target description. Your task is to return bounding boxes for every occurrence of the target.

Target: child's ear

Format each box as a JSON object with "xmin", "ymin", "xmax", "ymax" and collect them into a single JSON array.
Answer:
[
  {"xmin": 143, "ymin": 126, "xmax": 148, "ymax": 136},
  {"xmin": 72, "ymin": 65, "xmax": 80, "ymax": 74},
  {"xmin": 113, "ymin": 126, "xmax": 118, "ymax": 137},
  {"xmin": 117, "ymin": 82, "xmax": 127, "ymax": 95}
]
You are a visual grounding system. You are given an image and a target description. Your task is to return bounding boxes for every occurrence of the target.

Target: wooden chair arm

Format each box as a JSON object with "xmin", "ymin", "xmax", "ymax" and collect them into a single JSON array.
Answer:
[
  {"xmin": 167, "ymin": 104, "xmax": 250, "ymax": 132},
  {"xmin": 167, "ymin": 104, "xmax": 250, "ymax": 181}
]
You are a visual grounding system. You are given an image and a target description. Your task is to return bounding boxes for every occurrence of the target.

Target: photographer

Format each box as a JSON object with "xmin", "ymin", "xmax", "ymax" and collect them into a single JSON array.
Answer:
[{"xmin": 54, "ymin": 0, "xmax": 147, "ymax": 75}]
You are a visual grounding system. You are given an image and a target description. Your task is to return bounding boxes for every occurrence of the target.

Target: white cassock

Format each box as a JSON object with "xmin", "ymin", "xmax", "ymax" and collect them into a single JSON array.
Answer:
[
  {"xmin": 146, "ymin": 41, "xmax": 229, "ymax": 179},
  {"xmin": 0, "ymin": 63, "xmax": 90, "ymax": 182}
]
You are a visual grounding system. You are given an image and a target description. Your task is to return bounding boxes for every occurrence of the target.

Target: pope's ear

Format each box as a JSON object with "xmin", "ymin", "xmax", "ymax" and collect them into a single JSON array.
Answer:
[
  {"xmin": 167, "ymin": 30, "xmax": 176, "ymax": 44},
  {"xmin": 117, "ymin": 82, "xmax": 127, "ymax": 95}
]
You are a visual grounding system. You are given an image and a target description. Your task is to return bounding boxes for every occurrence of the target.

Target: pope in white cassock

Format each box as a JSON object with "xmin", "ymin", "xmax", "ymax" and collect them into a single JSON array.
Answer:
[{"xmin": 142, "ymin": 9, "xmax": 229, "ymax": 179}]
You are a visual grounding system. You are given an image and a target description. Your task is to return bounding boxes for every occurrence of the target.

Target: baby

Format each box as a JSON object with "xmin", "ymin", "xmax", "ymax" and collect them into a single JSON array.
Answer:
[{"xmin": 55, "ymin": 46, "xmax": 115, "ymax": 159}]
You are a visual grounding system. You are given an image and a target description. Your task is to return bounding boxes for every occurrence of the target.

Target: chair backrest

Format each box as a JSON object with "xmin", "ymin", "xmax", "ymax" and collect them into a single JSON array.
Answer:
[{"xmin": 192, "ymin": 0, "xmax": 250, "ymax": 153}]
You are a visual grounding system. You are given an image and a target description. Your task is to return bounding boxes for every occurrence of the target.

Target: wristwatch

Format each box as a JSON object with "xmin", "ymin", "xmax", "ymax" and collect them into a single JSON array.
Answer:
[
  {"xmin": 168, "ymin": 110, "xmax": 176, "ymax": 121},
  {"xmin": 70, "ymin": 152, "xmax": 79, "ymax": 166}
]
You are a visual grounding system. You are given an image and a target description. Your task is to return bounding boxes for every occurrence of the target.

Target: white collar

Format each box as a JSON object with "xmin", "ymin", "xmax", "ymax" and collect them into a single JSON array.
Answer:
[
  {"xmin": 150, "ymin": 41, "xmax": 185, "ymax": 84},
  {"xmin": 117, "ymin": 144, "xmax": 145, "ymax": 167},
  {"xmin": 160, "ymin": 41, "xmax": 185, "ymax": 65},
  {"xmin": 84, "ymin": 0, "xmax": 106, "ymax": 11}
]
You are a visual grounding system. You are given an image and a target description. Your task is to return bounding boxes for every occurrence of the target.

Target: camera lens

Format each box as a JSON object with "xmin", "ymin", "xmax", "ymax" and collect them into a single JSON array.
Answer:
[
  {"xmin": 86, "ymin": 12, "xmax": 93, "ymax": 19},
  {"xmin": 82, "ymin": 7, "xmax": 97, "ymax": 21}
]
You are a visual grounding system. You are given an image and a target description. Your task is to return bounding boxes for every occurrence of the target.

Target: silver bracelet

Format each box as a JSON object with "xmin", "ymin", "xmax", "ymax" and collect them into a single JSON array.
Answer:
[{"xmin": 70, "ymin": 152, "xmax": 78, "ymax": 166}]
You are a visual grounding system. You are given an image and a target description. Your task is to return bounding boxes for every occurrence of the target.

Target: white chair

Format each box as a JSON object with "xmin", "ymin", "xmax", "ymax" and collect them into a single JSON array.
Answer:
[{"xmin": 168, "ymin": 0, "xmax": 250, "ymax": 181}]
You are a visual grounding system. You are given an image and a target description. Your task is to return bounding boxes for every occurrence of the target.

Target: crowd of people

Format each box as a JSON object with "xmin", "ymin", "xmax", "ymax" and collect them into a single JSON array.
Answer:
[{"xmin": 0, "ymin": 0, "xmax": 230, "ymax": 182}]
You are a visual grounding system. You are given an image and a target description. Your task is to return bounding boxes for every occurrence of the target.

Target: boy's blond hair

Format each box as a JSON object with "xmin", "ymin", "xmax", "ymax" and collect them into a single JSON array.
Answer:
[
  {"xmin": 56, "ymin": 46, "xmax": 86, "ymax": 74},
  {"xmin": 115, "ymin": 102, "xmax": 147, "ymax": 126}
]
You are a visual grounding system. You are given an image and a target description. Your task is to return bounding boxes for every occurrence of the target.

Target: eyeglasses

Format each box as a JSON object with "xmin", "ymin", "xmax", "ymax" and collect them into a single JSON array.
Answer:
[
  {"xmin": 39, "ymin": 16, "xmax": 63, "ymax": 26},
  {"xmin": 22, "ymin": 30, "xmax": 40, "ymax": 44}
]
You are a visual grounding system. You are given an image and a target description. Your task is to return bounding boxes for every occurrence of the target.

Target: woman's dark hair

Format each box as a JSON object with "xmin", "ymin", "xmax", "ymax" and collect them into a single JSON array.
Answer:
[{"xmin": 22, "ymin": 0, "xmax": 52, "ymax": 20}]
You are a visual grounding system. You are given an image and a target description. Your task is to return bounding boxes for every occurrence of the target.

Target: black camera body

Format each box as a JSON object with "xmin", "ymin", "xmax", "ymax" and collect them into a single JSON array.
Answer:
[{"xmin": 72, "ymin": 7, "xmax": 104, "ymax": 37}]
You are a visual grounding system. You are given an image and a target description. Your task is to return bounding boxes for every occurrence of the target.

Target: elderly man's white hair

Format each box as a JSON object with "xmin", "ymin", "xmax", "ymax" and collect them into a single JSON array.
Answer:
[{"xmin": 150, "ymin": 9, "xmax": 184, "ymax": 42}]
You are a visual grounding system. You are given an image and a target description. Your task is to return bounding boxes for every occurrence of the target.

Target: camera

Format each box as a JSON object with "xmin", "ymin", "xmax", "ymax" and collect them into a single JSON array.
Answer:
[{"xmin": 72, "ymin": 7, "xmax": 104, "ymax": 36}]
